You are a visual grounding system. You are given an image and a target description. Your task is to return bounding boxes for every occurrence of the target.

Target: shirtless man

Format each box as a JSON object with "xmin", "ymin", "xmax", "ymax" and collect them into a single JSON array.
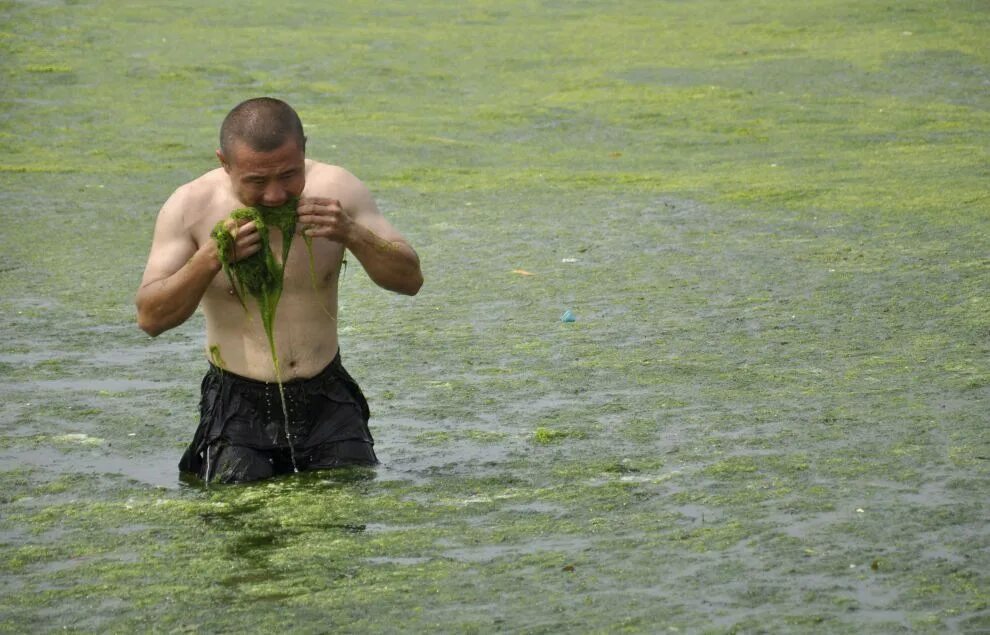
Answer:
[{"xmin": 135, "ymin": 97, "xmax": 423, "ymax": 483}]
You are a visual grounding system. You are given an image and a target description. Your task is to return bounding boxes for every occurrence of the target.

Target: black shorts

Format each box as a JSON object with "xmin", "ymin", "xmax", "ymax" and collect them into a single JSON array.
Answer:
[{"xmin": 179, "ymin": 351, "xmax": 377, "ymax": 483}]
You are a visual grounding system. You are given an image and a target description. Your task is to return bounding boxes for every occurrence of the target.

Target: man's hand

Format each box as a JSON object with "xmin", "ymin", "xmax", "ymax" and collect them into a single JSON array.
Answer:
[
  {"xmin": 216, "ymin": 217, "xmax": 262, "ymax": 264},
  {"xmin": 296, "ymin": 197, "xmax": 355, "ymax": 245}
]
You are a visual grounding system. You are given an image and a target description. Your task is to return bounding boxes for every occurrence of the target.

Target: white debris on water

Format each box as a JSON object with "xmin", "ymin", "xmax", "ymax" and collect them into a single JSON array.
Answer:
[
  {"xmin": 618, "ymin": 470, "xmax": 682, "ymax": 484},
  {"xmin": 52, "ymin": 433, "xmax": 104, "ymax": 446}
]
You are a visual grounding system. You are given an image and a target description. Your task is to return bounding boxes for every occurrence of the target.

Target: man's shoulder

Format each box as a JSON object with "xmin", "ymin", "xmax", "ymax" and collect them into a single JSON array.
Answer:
[
  {"xmin": 160, "ymin": 168, "xmax": 231, "ymax": 233},
  {"xmin": 305, "ymin": 160, "xmax": 358, "ymax": 183},
  {"xmin": 172, "ymin": 168, "xmax": 227, "ymax": 204},
  {"xmin": 304, "ymin": 160, "xmax": 367, "ymax": 199},
  {"xmin": 164, "ymin": 169, "xmax": 228, "ymax": 211}
]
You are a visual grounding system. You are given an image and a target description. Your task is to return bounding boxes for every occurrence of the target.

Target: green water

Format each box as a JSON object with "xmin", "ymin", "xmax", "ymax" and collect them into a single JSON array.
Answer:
[{"xmin": 1, "ymin": 1, "xmax": 987, "ymax": 632}]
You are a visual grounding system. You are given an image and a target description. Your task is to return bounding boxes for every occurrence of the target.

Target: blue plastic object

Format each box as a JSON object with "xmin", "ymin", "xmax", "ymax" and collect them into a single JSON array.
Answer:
[{"xmin": 560, "ymin": 310, "xmax": 576, "ymax": 323}]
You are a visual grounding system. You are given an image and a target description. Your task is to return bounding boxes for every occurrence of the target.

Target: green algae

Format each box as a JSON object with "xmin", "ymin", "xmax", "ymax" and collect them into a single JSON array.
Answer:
[
  {"xmin": 208, "ymin": 344, "xmax": 225, "ymax": 371},
  {"xmin": 1, "ymin": 0, "xmax": 988, "ymax": 632},
  {"xmin": 533, "ymin": 426, "xmax": 583, "ymax": 445},
  {"xmin": 211, "ymin": 201, "xmax": 297, "ymax": 359}
]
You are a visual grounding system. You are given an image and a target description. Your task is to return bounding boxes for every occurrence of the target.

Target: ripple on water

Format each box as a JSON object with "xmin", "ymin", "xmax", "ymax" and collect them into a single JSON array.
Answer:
[
  {"xmin": 441, "ymin": 535, "xmax": 593, "ymax": 564},
  {"xmin": 2, "ymin": 378, "xmax": 185, "ymax": 393}
]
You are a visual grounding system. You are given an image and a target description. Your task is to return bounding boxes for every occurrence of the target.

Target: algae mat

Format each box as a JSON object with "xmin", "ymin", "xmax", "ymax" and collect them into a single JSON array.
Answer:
[{"xmin": 1, "ymin": 0, "xmax": 988, "ymax": 632}]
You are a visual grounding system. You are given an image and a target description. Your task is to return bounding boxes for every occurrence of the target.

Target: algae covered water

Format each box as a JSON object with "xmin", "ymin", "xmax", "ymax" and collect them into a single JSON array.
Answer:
[{"xmin": 1, "ymin": 1, "xmax": 988, "ymax": 632}]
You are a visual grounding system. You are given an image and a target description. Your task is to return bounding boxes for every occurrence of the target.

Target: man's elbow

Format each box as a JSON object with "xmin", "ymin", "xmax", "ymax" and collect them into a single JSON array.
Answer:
[
  {"xmin": 410, "ymin": 271, "xmax": 424, "ymax": 295},
  {"xmin": 137, "ymin": 312, "xmax": 165, "ymax": 337},
  {"xmin": 384, "ymin": 273, "xmax": 422, "ymax": 296},
  {"xmin": 135, "ymin": 298, "xmax": 167, "ymax": 337},
  {"xmin": 403, "ymin": 271, "xmax": 424, "ymax": 296},
  {"xmin": 139, "ymin": 323, "xmax": 165, "ymax": 338}
]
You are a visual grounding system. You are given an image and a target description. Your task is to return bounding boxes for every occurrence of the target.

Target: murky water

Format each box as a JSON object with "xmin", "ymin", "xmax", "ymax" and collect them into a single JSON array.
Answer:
[{"xmin": 2, "ymin": 1, "xmax": 988, "ymax": 632}]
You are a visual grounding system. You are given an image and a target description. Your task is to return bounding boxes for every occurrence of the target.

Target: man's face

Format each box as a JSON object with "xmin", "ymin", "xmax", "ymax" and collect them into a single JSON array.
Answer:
[{"xmin": 218, "ymin": 138, "xmax": 306, "ymax": 208}]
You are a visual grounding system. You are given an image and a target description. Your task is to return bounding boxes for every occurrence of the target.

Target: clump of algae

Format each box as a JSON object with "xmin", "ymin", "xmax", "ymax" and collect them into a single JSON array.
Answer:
[
  {"xmin": 212, "ymin": 201, "xmax": 297, "ymax": 361},
  {"xmin": 211, "ymin": 199, "xmax": 301, "ymax": 472}
]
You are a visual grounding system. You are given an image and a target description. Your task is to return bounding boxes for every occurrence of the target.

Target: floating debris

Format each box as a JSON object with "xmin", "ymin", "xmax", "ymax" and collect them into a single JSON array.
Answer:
[{"xmin": 52, "ymin": 433, "xmax": 104, "ymax": 446}]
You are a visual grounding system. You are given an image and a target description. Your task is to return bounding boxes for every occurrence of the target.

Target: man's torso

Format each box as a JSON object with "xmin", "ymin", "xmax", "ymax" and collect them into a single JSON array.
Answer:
[{"xmin": 186, "ymin": 161, "xmax": 348, "ymax": 381}]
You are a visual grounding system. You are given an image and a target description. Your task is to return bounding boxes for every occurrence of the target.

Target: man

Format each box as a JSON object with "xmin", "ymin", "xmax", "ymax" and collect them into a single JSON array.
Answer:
[{"xmin": 135, "ymin": 97, "xmax": 423, "ymax": 483}]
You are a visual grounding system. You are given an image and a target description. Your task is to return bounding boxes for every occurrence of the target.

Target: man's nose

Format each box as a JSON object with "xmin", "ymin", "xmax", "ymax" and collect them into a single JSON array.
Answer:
[{"xmin": 261, "ymin": 182, "xmax": 287, "ymax": 207}]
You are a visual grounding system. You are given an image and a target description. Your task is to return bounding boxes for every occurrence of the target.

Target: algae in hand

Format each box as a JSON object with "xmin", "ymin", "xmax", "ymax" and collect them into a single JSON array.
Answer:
[{"xmin": 211, "ymin": 200, "xmax": 298, "ymax": 368}]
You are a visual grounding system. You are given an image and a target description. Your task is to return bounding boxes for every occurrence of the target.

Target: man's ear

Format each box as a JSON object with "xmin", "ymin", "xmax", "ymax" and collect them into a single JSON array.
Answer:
[{"xmin": 216, "ymin": 149, "xmax": 230, "ymax": 172}]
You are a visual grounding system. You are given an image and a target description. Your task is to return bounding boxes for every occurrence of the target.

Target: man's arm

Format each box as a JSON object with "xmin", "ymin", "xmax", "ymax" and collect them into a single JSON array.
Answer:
[
  {"xmin": 297, "ymin": 171, "xmax": 423, "ymax": 296},
  {"xmin": 134, "ymin": 185, "xmax": 261, "ymax": 337},
  {"xmin": 135, "ymin": 187, "xmax": 220, "ymax": 336},
  {"xmin": 135, "ymin": 188, "xmax": 263, "ymax": 336}
]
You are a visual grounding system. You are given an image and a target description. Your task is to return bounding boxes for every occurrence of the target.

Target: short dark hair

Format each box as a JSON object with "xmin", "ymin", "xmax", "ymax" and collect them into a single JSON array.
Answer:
[{"xmin": 219, "ymin": 97, "xmax": 306, "ymax": 158}]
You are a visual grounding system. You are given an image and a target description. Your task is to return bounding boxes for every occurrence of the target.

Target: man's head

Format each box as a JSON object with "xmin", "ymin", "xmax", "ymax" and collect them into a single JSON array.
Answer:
[{"xmin": 217, "ymin": 97, "xmax": 307, "ymax": 207}]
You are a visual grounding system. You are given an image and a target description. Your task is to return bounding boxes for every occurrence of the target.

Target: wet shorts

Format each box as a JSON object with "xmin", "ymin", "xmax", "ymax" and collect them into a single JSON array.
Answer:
[{"xmin": 179, "ymin": 351, "xmax": 378, "ymax": 483}]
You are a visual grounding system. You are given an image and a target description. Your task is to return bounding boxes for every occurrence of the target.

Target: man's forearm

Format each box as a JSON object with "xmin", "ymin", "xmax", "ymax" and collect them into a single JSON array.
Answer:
[
  {"xmin": 346, "ymin": 225, "xmax": 423, "ymax": 296},
  {"xmin": 136, "ymin": 244, "xmax": 221, "ymax": 336}
]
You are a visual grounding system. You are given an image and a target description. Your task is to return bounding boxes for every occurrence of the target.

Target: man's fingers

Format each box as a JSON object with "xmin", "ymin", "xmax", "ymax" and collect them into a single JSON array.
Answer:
[
  {"xmin": 298, "ymin": 196, "xmax": 340, "ymax": 207},
  {"xmin": 296, "ymin": 213, "xmax": 326, "ymax": 225},
  {"xmin": 223, "ymin": 219, "xmax": 257, "ymax": 235},
  {"xmin": 297, "ymin": 198, "xmax": 342, "ymax": 216},
  {"xmin": 231, "ymin": 240, "xmax": 261, "ymax": 262}
]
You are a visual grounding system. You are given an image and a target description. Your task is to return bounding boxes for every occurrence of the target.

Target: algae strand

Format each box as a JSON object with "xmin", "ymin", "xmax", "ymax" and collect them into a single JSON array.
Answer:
[
  {"xmin": 211, "ymin": 199, "xmax": 300, "ymax": 473},
  {"xmin": 209, "ymin": 344, "xmax": 226, "ymax": 372}
]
